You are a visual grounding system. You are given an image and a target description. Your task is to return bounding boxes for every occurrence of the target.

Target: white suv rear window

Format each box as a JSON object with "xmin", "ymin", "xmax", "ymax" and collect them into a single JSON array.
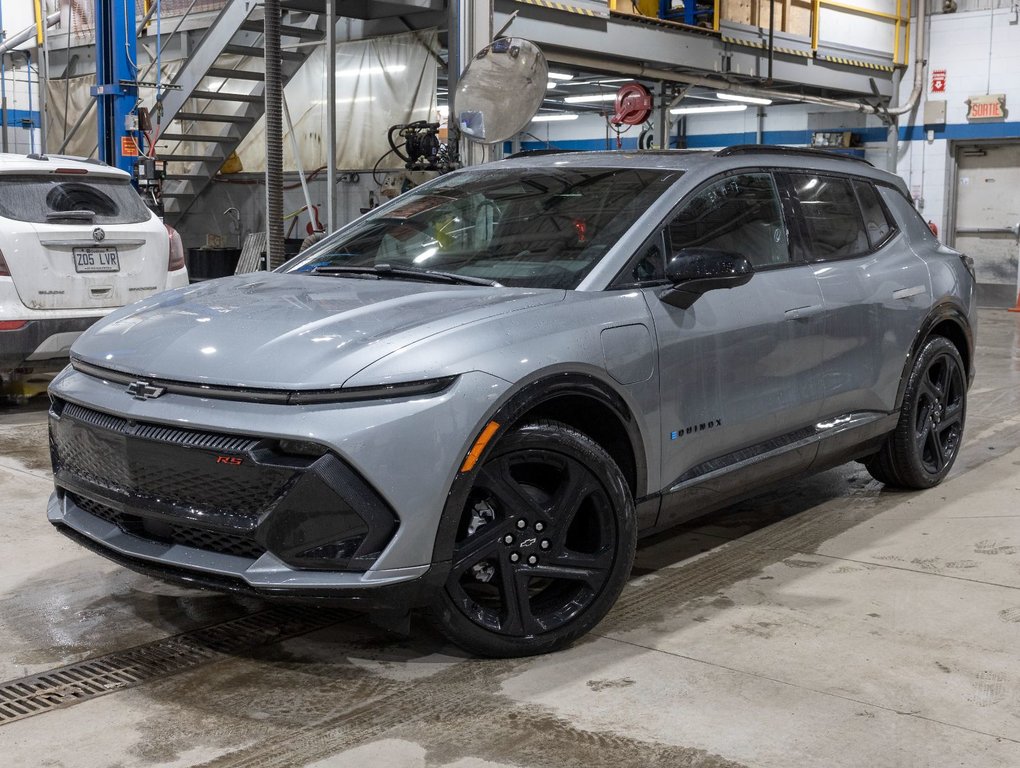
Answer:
[{"xmin": 0, "ymin": 175, "xmax": 151, "ymax": 225}]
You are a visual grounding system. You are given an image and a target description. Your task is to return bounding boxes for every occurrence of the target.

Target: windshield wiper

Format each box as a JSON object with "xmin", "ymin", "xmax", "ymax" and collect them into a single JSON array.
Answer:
[
  {"xmin": 312, "ymin": 264, "xmax": 501, "ymax": 287},
  {"xmin": 46, "ymin": 210, "xmax": 96, "ymax": 222}
]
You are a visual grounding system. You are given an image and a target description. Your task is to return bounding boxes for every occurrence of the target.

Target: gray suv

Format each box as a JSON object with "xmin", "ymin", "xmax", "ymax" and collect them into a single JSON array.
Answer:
[{"xmin": 46, "ymin": 147, "xmax": 975, "ymax": 657}]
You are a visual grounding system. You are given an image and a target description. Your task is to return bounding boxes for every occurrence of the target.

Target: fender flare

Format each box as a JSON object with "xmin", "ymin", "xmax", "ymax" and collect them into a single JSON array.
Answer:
[
  {"xmin": 429, "ymin": 371, "xmax": 649, "ymax": 567},
  {"xmin": 895, "ymin": 300, "xmax": 974, "ymax": 410}
]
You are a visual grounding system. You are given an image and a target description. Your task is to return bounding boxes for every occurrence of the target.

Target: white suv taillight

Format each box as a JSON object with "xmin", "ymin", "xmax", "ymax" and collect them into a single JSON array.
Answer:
[
  {"xmin": 166, "ymin": 224, "xmax": 186, "ymax": 271},
  {"xmin": 0, "ymin": 247, "xmax": 10, "ymax": 277}
]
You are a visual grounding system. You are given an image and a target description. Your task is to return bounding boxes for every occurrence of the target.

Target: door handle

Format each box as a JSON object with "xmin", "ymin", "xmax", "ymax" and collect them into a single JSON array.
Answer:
[{"xmin": 784, "ymin": 304, "xmax": 824, "ymax": 320}]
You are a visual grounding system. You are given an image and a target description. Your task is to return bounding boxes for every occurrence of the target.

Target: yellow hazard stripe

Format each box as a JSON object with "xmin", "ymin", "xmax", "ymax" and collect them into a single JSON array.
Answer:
[
  {"xmin": 720, "ymin": 35, "xmax": 897, "ymax": 71},
  {"xmin": 515, "ymin": 0, "xmax": 603, "ymax": 17},
  {"xmin": 821, "ymin": 54, "xmax": 896, "ymax": 72},
  {"xmin": 720, "ymin": 35, "xmax": 812, "ymax": 58}
]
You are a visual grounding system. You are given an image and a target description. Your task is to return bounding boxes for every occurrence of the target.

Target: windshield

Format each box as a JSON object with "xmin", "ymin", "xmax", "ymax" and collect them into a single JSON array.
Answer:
[{"xmin": 284, "ymin": 166, "xmax": 682, "ymax": 289}]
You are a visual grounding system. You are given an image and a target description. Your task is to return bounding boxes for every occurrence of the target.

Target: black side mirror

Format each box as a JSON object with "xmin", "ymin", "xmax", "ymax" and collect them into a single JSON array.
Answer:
[{"xmin": 660, "ymin": 248, "xmax": 754, "ymax": 309}]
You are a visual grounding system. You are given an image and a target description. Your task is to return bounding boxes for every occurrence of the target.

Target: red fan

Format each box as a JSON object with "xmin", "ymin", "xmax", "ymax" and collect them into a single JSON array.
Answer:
[{"xmin": 611, "ymin": 83, "xmax": 653, "ymax": 126}]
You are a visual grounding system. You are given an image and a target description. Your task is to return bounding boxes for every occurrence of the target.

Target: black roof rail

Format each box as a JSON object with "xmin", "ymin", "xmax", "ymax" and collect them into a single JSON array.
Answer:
[
  {"xmin": 506, "ymin": 148, "xmax": 581, "ymax": 159},
  {"xmin": 715, "ymin": 144, "xmax": 873, "ymax": 167}
]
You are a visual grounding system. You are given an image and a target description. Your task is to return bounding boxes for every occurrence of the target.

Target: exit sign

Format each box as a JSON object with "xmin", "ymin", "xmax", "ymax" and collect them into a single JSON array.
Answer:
[{"xmin": 966, "ymin": 94, "xmax": 1006, "ymax": 120}]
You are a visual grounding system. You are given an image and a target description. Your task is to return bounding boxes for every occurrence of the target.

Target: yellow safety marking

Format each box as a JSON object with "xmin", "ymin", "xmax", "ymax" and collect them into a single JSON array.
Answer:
[
  {"xmin": 821, "ymin": 54, "xmax": 896, "ymax": 72},
  {"xmin": 720, "ymin": 35, "xmax": 812, "ymax": 58},
  {"xmin": 515, "ymin": 0, "xmax": 600, "ymax": 16}
]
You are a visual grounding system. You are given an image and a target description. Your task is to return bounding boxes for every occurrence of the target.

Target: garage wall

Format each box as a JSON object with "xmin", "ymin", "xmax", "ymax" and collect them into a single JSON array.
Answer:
[{"xmin": 894, "ymin": 8, "xmax": 1020, "ymax": 237}]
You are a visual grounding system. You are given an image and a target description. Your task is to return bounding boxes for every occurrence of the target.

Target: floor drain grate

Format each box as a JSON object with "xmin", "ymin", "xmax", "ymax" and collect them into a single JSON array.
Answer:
[{"xmin": 0, "ymin": 606, "xmax": 345, "ymax": 726}]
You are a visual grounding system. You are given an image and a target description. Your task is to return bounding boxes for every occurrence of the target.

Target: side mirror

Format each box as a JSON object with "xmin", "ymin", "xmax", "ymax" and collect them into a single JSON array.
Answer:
[{"xmin": 660, "ymin": 248, "xmax": 754, "ymax": 309}]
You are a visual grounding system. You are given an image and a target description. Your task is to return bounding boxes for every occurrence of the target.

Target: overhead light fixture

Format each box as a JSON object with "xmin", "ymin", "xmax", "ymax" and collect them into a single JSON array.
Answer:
[
  {"xmin": 531, "ymin": 113, "xmax": 579, "ymax": 122},
  {"xmin": 716, "ymin": 92, "xmax": 772, "ymax": 105},
  {"xmin": 548, "ymin": 71, "xmax": 574, "ymax": 81},
  {"xmin": 595, "ymin": 78, "xmax": 633, "ymax": 85},
  {"xmin": 563, "ymin": 93, "xmax": 619, "ymax": 104},
  {"xmin": 669, "ymin": 104, "xmax": 748, "ymax": 115},
  {"xmin": 547, "ymin": 81, "xmax": 557, "ymax": 89}
]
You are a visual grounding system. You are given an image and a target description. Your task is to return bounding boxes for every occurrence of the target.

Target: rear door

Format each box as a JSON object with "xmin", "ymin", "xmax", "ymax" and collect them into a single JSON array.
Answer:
[
  {"xmin": 0, "ymin": 170, "xmax": 167, "ymax": 310},
  {"xmin": 782, "ymin": 172, "xmax": 932, "ymax": 417},
  {"xmin": 635, "ymin": 170, "xmax": 828, "ymax": 521}
]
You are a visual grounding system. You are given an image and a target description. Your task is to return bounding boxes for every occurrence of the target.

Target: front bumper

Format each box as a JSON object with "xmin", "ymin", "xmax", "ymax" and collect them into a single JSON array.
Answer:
[
  {"xmin": 49, "ymin": 493, "xmax": 436, "ymax": 607},
  {"xmin": 47, "ymin": 365, "xmax": 512, "ymax": 600},
  {"xmin": 0, "ymin": 316, "xmax": 101, "ymax": 370}
]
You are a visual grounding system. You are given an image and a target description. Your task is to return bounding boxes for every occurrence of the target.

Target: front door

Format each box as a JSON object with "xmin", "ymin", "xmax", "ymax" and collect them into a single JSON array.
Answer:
[{"xmin": 641, "ymin": 171, "xmax": 828, "ymax": 524}]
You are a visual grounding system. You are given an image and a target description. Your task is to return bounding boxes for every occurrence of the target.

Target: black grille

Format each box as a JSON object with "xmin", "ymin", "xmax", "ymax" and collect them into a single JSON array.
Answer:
[
  {"xmin": 61, "ymin": 402, "xmax": 259, "ymax": 452},
  {"xmin": 73, "ymin": 495, "xmax": 265, "ymax": 560},
  {"xmin": 51, "ymin": 401, "xmax": 295, "ymax": 519}
]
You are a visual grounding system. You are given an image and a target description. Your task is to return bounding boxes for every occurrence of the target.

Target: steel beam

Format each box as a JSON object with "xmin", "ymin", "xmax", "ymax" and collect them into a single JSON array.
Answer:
[
  {"xmin": 93, "ymin": 0, "xmax": 141, "ymax": 174},
  {"xmin": 493, "ymin": 4, "xmax": 895, "ymax": 100}
]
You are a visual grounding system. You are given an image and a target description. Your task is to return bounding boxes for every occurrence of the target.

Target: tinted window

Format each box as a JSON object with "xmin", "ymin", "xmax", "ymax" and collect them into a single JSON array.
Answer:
[
  {"xmin": 668, "ymin": 173, "xmax": 791, "ymax": 269},
  {"xmin": 854, "ymin": 180, "xmax": 895, "ymax": 248},
  {"xmin": 0, "ymin": 175, "xmax": 151, "ymax": 224},
  {"xmin": 789, "ymin": 174, "xmax": 868, "ymax": 260},
  {"xmin": 285, "ymin": 167, "xmax": 682, "ymax": 289}
]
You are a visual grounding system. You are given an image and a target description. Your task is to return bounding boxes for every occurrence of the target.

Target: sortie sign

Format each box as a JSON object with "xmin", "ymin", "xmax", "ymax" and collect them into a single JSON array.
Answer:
[{"xmin": 966, "ymin": 94, "xmax": 1006, "ymax": 120}]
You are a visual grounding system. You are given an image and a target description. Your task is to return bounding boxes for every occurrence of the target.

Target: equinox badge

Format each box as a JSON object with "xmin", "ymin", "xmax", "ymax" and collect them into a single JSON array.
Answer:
[{"xmin": 125, "ymin": 380, "xmax": 166, "ymax": 400}]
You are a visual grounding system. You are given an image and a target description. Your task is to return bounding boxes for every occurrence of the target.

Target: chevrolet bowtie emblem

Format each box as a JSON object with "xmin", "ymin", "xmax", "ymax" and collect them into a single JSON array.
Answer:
[{"xmin": 126, "ymin": 380, "xmax": 166, "ymax": 400}]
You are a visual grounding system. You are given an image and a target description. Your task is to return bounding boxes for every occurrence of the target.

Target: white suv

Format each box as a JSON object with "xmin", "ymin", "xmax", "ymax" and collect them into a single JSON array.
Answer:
[{"xmin": 0, "ymin": 154, "xmax": 188, "ymax": 377}]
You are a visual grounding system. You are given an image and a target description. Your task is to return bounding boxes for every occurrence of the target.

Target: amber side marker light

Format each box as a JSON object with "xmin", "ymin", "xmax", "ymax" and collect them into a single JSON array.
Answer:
[{"xmin": 460, "ymin": 421, "xmax": 501, "ymax": 473}]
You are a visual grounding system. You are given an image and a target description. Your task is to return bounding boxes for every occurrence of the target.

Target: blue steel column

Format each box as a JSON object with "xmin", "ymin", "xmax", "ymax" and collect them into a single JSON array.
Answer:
[{"xmin": 92, "ymin": 0, "xmax": 139, "ymax": 173}]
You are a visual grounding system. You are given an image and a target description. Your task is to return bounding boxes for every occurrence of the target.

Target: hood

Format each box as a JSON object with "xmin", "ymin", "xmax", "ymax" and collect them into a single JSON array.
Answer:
[{"xmin": 71, "ymin": 273, "xmax": 564, "ymax": 389}]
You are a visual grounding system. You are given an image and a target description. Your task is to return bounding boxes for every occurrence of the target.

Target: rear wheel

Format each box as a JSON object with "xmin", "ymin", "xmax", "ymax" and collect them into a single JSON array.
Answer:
[
  {"xmin": 866, "ymin": 336, "xmax": 966, "ymax": 489},
  {"xmin": 429, "ymin": 421, "xmax": 636, "ymax": 657}
]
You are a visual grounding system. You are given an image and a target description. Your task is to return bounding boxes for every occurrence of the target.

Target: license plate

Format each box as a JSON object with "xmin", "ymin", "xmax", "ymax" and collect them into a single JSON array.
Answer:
[{"xmin": 73, "ymin": 247, "xmax": 120, "ymax": 273}]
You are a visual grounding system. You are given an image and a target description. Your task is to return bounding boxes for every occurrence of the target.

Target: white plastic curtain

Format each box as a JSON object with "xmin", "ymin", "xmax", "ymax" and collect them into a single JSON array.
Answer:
[{"xmin": 236, "ymin": 29, "xmax": 439, "ymax": 172}]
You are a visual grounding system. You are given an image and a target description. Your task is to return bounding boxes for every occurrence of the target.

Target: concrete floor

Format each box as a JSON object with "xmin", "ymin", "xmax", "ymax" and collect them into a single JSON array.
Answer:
[{"xmin": 1, "ymin": 309, "xmax": 1020, "ymax": 768}]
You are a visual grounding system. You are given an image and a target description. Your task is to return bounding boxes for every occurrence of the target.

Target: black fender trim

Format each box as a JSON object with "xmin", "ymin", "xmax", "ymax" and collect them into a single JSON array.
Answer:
[
  {"xmin": 429, "ymin": 372, "xmax": 650, "ymax": 568},
  {"xmin": 895, "ymin": 301, "xmax": 974, "ymax": 410}
]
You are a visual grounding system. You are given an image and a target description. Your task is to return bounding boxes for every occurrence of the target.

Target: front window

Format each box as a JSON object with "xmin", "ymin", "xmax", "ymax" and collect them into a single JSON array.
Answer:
[{"xmin": 285, "ymin": 166, "xmax": 682, "ymax": 289}]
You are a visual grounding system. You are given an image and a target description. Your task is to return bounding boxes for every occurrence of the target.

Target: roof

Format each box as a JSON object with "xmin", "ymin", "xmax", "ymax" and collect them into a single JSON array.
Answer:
[{"xmin": 0, "ymin": 153, "xmax": 127, "ymax": 178}]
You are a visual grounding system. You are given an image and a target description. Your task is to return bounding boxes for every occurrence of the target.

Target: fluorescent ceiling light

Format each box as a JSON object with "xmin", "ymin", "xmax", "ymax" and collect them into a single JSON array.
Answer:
[
  {"xmin": 716, "ymin": 92, "xmax": 772, "ymax": 105},
  {"xmin": 595, "ymin": 78, "xmax": 632, "ymax": 85},
  {"xmin": 547, "ymin": 81, "xmax": 557, "ymax": 89},
  {"xmin": 532, "ymin": 113, "xmax": 579, "ymax": 122},
  {"xmin": 548, "ymin": 71, "xmax": 574, "ymax": 81},
  {"xmin": 563, "ymin": 93, "xmax": 618, "ymax": 104},
  {"xmin": 336, "ymin": 64, "xmax": 406, "ymax": 77},
  {"xmin": 669, "ymin": 103, "xmax": 748, "ymax": 115}
]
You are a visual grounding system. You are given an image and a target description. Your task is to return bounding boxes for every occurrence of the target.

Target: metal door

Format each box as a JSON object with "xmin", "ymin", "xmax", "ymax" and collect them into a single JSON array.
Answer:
[{"xmin": 953, "ymin": 143, "xmax": 1020, "ymax": 305}]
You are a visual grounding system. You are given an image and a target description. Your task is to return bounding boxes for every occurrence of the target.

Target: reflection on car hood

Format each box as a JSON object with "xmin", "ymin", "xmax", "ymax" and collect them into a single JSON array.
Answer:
[{"xmin": 71, "ymin": 273, "xmax": 564, "ymax": 389}]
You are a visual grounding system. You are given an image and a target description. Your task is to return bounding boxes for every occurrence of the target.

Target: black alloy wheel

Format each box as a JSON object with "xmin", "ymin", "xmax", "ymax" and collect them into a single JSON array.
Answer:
[
  {"xmin": 866, "ymin": 336, "xmax": 967, "ymax": 489},
  {"xmin": 430, "ymin": 421, "xmax": 636, "ymax": 657}
]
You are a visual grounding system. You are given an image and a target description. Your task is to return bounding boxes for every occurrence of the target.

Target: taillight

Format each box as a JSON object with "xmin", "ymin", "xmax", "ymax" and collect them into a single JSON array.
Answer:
[
  {"xmin": 0, "ymin": 321, "xmax": 27, "ymax": 331},
  {"xmin": 0, "ymin": 248, "xmax": 9, "ymax": 277},
  {"xmin": 166, "ymin": 224, "xmax": 186, "ymax": 271}
]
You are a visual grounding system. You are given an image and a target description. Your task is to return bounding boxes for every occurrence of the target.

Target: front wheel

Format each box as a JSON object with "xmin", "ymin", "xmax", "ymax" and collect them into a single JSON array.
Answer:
[
  {"xmin": 429, "ymin": 421, "xmax": 636, "ymax": 657},
  {"xmin": 866, "ymin": 336, "xmax": 967, "ymax": 489}
]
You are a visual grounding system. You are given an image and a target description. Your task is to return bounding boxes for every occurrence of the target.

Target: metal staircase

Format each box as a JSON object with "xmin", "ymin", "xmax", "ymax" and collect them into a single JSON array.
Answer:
[{"xmin": 153, "ymin": 0, "xmax": 326, "ymax": 224}]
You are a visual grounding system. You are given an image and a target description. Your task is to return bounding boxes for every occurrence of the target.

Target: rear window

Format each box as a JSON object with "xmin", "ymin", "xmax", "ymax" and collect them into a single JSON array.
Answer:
[
  {"xmin": 0, "ymin": 175, "xmax": 151, "ymax": 224},
  {"xmin": 853, "ymin": 180, "xmax": 895, "ymax": 248},
  {"xmin": 789, "ymin": 173, "xmax": 869, "ymax": 260}
]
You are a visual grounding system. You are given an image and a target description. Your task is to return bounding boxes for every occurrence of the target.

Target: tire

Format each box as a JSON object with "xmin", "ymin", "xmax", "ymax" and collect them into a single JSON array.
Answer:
[
  {"xmin": 865, "ymin": 336, "xmax": 967, "ymax": 489},
  {"xmin": 429, "ymin": 421, "xmax": 636, "ymax": 657}
]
